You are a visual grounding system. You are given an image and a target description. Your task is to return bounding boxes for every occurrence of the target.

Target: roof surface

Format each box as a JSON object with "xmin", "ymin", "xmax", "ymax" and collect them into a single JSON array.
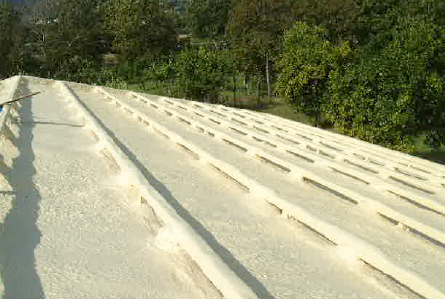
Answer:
[{"xmin": 0, "ymin": 75, "xmax": 444, "ymax": 299}]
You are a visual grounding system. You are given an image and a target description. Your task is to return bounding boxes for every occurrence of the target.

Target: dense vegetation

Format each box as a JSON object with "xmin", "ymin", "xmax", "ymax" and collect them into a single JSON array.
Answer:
[{"xmin": 1, "ymin": 0, "xmax": 445, "ymax": 154}]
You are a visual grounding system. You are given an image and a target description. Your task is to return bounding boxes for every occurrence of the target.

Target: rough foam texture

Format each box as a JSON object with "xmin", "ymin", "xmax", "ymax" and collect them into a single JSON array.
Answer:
[
  {"xmin": 0, "ymin": 75, "xmax": 22, "ymax": 297},
  {"xmin": 0, "ymin": 76, "xmax": 230, "ymax": 299},
  {"xmin": 130, "ymin": 91, "xmax": 445, "ymax": 247},
  {"xmin": 2, "ymin": 75, "xmax": 444, "ymax": 299},
  {"xmin": 134, "ymin": 92, "xmax": 444, "ymax": 207},
  {"xmin": 162, "ymin": 93, "xmax": 445, "ymax": 181},
  {"xmin": 57, "ymin": 82, "xmax": 259, "ymax": 299},
  {"xmin": 238, "ymin": 105, "xmax": 445, "ymax": 176},
  {"xmin": 95, "ymin": 86, "xmax": 445, "ymax": 299},
  {"xmin": 0, "ymin": 76, "xmax": 21, "ymax": 137}
]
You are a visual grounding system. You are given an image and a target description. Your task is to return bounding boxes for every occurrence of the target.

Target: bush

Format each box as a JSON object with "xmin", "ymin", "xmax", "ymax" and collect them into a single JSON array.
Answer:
[
  {"xmin": 174, "ymin": 47, "xmax": 233, "ymax": 102},
  {"xmin": 326, "ymin": 17, "xmax": 445, "ymax": 151},
  {"xmin": 276, "ymin": 21, "xmax": 350, "ymax": 126}
]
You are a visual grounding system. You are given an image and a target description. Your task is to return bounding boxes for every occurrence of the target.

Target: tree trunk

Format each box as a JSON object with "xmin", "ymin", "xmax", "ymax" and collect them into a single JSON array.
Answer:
[
  {"xmin": 266, "ymin": 53, "xmax": 271, "ymax": 98},
  {"xmin": 233, "ymin": 75, "xmax": 236, "ymax": 107},
  {"xmin": 313, "ymin": 83, "xmax": 320, "ymax": 127},
  {"xmin": 257, "ymin": 76, "xmax": 261, "ymax": 108},
  {"xmin": 314, "ymin": 113, "xmax": 321, "ymax": 128}
]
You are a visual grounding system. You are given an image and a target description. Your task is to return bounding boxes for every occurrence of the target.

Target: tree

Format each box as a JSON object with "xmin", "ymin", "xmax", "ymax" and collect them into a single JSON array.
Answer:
[
  {"xmin": 174, "ymin": 47, "xmax": 232, "ymax": 102},
  {"xmin": 186, "ymin": 0, "xmax": 232, "ymax": 38},
  {"xmin": 326, "ymin": 17, "xmax": 445, "ymax": 151},
  {"xmin": 276, "ymin": 21, "xmax": 350, "ymax": 126},
  {"xmin": 228, "ymin": 0, "xmax": 299, "ymax": 98},
  {"xmin": 346, "ymin": 0, "xmax": 445, "ymax": 49},
  {"xmin": 299, "ymin": 0, "xmax": 361, "ymax": 42},
  {"xmin": 27, "ymin": 0, "xmax": 107, "ymax": 80},
  {"xmin": 105, "ymin": 0, "xmax": 176, "ymax": 61},
  {"xmin": 0, "ymin": 2, "xmax": 26, "ymax": 78}
]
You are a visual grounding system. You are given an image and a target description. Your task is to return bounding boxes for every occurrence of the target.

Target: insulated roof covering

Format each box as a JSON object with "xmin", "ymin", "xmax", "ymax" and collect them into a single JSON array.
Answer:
[{"xmin": 0, "ymin": 75, "xmax": 444, "ymax": 299}]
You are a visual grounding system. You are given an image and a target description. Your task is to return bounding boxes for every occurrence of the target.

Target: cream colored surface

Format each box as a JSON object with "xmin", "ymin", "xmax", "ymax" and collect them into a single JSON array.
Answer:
[{"xmin": 0, "ymin": 75, "xmax": 443, "ymax": 299}]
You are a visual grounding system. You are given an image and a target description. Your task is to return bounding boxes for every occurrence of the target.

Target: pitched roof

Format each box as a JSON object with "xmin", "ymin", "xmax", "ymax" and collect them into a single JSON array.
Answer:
[{"xmin": 0, "ymin": 75, "xmax": 444, "ymax": 299}]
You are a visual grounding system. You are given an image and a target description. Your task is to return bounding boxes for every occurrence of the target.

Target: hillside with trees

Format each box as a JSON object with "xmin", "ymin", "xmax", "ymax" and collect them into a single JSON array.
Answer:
[{"xmin": 1, "ymin": 0, "xmax": 445, "ymax": 159}]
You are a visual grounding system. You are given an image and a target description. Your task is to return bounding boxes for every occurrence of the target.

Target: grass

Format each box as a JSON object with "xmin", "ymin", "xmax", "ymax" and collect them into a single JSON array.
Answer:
[
  {"xmin": 412, "ymin": 136, "xmax": 445, "ymax": 165},
  {"xmin": 260, "ymin": 102, "xmax": 313, "ymax": 123},
  {"xmin": 220, "ymin": 93, "xmax": 314, "ymax": 125}
]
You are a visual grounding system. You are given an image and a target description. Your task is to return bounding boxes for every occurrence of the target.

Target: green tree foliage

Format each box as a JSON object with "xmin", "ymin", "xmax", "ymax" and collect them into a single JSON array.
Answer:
[
  {"xmin": 326, "ymin": 17, "xmax": 445, "ymax": 151},
  {"xmin": 298, "ymin": 0, "xmax": 361, "ymax": 42},
  {"xmin": 105, "ymin": 0, "xmax": 176, "ymax": 60},
  {"xmin": 174, "ymin": 47, "xmax": 232, "ymax": 102},
  {"xmin": 186, "ymin": 0, "xmax": 232, "ymax": 38},
  {"xmin": 28, "ymin": 0, "xmax": 106, "ymax": 80},
  {"xmin": 228, "ymin": 0, "xmax": 299, "ymax": 96},
  {"xmin": 276, "ymin": 22, "xmax": 350, "ymax": 125},
  {"xmin": 0, "ymin": 2, "xmax": 26, "ymax": 78},
  {"xmin": 1, "ymin": 0, "xmax": 444, "ymax": 156},
  {"xmin": 352, "ymin": 0, "xmax": 445, "ymax": 48}
]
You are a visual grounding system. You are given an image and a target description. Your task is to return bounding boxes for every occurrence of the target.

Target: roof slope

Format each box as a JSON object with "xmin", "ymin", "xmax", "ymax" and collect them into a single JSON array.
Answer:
[{"xmin": 0, "ymin": 75, "xmax": 444, "ymax": 299}]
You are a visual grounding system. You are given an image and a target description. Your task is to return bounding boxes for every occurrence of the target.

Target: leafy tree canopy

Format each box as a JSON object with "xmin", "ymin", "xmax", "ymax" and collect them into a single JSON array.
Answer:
[
  {"xmin": 186, "ymin": 0, "xmax": 232, "ymax": 38},
  {"xmin": 326, "ymin": 17, "xmax": 445, "ymax": 151},
  {"xmin": 276, "ymin": 21, "xmax": 350, "ymax": 125},
  {"xmin": 174, "ymin": 47, "xmax": 232, "ymax": 101},
  {"xmin": 105, "ymin": 0, "xmax": 176, "ymax": 60},
  {"xmin": 0, "ymin": 2, "xmax": 26, "ymax": 78}
]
